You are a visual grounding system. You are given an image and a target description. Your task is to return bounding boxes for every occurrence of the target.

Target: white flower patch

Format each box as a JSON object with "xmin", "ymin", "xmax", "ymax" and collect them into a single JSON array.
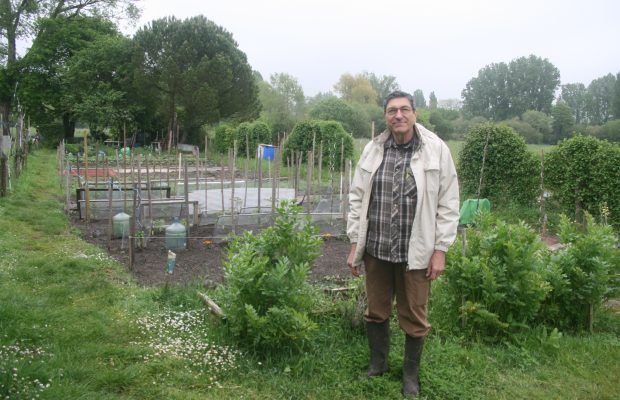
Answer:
[
  {"xmin": 133, "ymin": 309, "xmax": 240, "ymax": 387},
  {"xmin": 0, "ymin": 341, "xmax": 54, "ymax": 398}
]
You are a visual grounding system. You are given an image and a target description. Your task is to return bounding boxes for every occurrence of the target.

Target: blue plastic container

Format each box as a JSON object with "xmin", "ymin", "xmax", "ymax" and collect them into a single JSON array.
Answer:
[{"xmin": 261, "ymin": 144, "xmax": 275, "ymax": 160}]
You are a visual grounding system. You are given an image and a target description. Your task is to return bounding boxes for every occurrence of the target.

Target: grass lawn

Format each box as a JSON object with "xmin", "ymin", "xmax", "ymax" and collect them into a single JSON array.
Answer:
[{"xmin": 1, "ymin": 149, "xmax": 618, "ymax": 399}]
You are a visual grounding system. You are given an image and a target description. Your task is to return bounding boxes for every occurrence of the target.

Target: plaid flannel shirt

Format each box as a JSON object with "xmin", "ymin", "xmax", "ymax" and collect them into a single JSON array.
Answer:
[{"xmin": 365, "ymin": 134, "xmax": 420, "ymax": 263}]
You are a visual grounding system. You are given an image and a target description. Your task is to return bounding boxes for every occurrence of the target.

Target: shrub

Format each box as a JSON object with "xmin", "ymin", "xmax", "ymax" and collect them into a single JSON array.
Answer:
[
  {"xmin": 213, "ymin": 123, "xmax": 236, "ymax": 154},
  {"xmin": 596, "ymin": 119, "xmax": 620, "ymax": 142},
  {"xmin": 283, "ymin": 120, "xmax": 354, "ymax": 170},
  {"xmin": 539, "ymin": 214, "xmax": 618, "ymax": 331},
  {"xmin": 217, "ymin": 201, "xmax": 322, "ymax": 353},
  {"xmin": 545, "ymin": 135, "xmax": 620, "ymax": 229},
  {"xmin": 458, "ymin": 123, "xmax": 540, "ymax": 206},
  {"xmin": 444, "ymin": 216, "xmax": 549, "ymax": 340},
  {"xmin": 504, "ymin": 117, "xmax": 543, "ymax": 144}
]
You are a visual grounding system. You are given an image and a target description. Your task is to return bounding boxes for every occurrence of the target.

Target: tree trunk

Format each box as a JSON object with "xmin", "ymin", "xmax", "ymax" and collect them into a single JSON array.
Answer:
[{"xmin": 62, "ymin": 113, "xmax": 76, "ymax": 139}]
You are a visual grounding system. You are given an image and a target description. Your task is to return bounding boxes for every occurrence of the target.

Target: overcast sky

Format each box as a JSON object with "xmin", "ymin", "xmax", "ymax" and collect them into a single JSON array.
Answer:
[{"xmin": 125, "ymin": 0, "xmax": 619, "ymax": 101}]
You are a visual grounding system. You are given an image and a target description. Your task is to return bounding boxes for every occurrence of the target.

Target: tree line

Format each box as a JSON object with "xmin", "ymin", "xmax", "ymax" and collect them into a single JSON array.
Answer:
[{"xmin": 1, "ymin": 2, "xmax": 619, "ymax": 148}]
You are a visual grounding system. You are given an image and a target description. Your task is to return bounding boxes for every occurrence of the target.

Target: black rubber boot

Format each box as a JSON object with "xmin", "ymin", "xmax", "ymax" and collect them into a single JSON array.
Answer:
[
  {"xmin": 402, "ymin": 335, "xmax": 424, "ymax": 397},
  {"xmin": 366, "ymin": 320, "xmax": 390, "ymax": 376}
]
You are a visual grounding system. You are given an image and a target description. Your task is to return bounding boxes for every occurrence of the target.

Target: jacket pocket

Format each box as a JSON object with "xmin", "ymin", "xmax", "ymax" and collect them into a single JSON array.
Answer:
[{"xmin": 424, "ymin": 168, "xmax": 440, "ymax": 196}]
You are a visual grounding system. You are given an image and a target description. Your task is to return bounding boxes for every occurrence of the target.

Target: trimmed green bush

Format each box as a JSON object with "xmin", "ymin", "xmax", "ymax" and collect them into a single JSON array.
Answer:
[
  {"xmin": 545, "ymin": 135, "xmax": 620, "ymax": 229},
  {"xmin": 458, "ymin": 123, "xmax": 540, "ymax": 206},
  {"xmin": 283, "ymin": 120, "xmax": 354, "ymax": 170},
  {"xmin": 213, "ymin": 123, "xmax": 236, "ymax": 154}
]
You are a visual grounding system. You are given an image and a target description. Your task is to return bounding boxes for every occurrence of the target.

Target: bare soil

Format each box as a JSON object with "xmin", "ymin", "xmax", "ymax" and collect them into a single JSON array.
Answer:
[{"xmin": 71, "ymin": 216, "xmax": 353, "ymax": 287}]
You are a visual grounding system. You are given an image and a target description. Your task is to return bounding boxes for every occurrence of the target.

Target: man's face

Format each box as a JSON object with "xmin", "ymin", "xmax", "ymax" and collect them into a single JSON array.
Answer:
[{"xmin": 385, "ymin": 97, "xmax": 416, "ymax": 138}]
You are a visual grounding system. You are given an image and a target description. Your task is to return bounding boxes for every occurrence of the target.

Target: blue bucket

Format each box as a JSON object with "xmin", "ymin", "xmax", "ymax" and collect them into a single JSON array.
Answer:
[{"xmin": 261, "ymin": 144, "xmax": 275, "ymax": 160}]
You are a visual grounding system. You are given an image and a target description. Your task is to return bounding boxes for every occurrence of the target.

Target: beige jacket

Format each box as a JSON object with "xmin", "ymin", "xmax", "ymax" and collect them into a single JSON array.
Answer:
[{"xmin": 347, "ymin": 124, "xmax": 460, "ymax": 270}]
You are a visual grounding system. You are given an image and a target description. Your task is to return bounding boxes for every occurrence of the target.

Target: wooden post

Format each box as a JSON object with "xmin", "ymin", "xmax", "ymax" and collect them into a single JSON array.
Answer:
[
  {"xmin": 306, "ymin": 150, "xmax": 312, "ymax": 216},
  {"xmin": 204, "ymin": 135, "xmax": 208, "ymax": 220},
  {"xmin": 95, "ymin": 143, "xmax": 99, "ymax": 189},
  {"xmin": 123, "ymin": 127, "xmax": 127, "ymax": 212},
  {"xmin": 220, "ymin": 154, "xmax": 225, "ymax": 214},
  {"xmin": 107, "ymin": 159, "xmax": 113, "ymax": 251},
  {"xmin": 271, "ymin": 145, "xmax": 278, "ymax": 217},
  {"xmin": 342, "ymin": 159, "xmax": 351, "ymax": 223},
  {"xmin": 65, "ymin": 158, "xmax": 71, "ymax": 213},
  {"xmin": 244, "ymin": 132, "xmax": 249, "ymax": 208},
  {"xmin": 230, "ymin": 144, "xmax": 237, "ymax": 235},
  {"xmin": 83, "ymin": 136, "xmax": 90, "ymax": 223},
  {"xmin": 146, "ymin": 154, "xmax": 153, "ymax": 232},
  {"xmin": 183, "ymin": 159, "xmax": 191, "ymax": 249},
  {"xmin": 129, "ymin": 184, "xmax": 136, "ymax": 270},
  {"xmin": 258, "ymin": 146, "xmax": 263, "ymax": 217},
  {"xmin": 317, "ymin": 141, "xmax": 323, "ymax": 196}
]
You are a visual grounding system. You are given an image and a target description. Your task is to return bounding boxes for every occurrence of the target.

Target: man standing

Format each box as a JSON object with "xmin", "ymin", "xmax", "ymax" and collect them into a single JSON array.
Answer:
[{"xmin": 346, "ymin": 90, "xmax": 459, "ymax": 397}]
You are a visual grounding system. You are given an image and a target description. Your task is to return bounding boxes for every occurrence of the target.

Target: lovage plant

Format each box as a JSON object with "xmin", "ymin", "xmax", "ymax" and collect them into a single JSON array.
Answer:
[{"xmin": 217, "ymin": 201, "xmax": 322, "ymax": 353}]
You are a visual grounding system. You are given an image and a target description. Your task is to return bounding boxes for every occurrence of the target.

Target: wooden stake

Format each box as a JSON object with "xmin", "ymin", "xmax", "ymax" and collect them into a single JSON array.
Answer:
[
  {"xmin": 184, "ymin": 159, "xmax": 190, "ymax": 249},
  {"xmin": 83, "ymin": 135, "xmax": 90, "ymax": 223}
]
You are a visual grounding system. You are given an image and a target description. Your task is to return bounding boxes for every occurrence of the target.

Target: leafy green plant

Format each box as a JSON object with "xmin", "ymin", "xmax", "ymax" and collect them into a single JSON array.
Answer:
[
  {"xmin": 539, "ymin": 213, "xmax": 618, "ymax": 331},
  {"xmin": 217, "ymin": 201, "xmax": 322, "ymax": 353},
  {"xmin": 458, "ymin": 123, "xmax": 540, "ymax": 206},
  {"xmin": 444, "ymin": 215, "xmax": 550, "ymax": 340}
]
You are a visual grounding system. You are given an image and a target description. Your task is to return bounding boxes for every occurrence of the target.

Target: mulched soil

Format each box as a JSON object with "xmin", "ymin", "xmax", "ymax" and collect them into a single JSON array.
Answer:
[{"xmin": 71, "ymin": 215, "xmax": 353, "ymax": 287}]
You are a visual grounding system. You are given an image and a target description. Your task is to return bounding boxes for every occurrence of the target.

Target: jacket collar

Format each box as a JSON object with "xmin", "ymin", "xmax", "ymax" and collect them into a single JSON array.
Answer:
[{"xmin": 375, "ymin": 124, "xmax": 424, "ymax": 147}]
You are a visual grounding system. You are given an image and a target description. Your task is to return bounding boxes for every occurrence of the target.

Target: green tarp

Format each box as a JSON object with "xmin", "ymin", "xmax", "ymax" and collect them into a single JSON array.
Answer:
[{"xmin": 459, "ymin": 198, "xmax": 491, "ymax": 225}]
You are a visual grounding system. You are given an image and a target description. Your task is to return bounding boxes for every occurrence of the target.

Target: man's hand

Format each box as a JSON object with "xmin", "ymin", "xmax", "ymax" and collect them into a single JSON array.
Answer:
[
  {"xmin": 426, "ymin": 250, "xmax": 446, "ymax": 280},
  {"xmin": 347, "ymin": 243, "xmax": 361, "ymax": 277}
]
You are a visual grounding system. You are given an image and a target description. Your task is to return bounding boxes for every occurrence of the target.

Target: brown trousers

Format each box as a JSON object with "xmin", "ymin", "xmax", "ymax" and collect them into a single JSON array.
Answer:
[{"xmin": 363, "ymin": 252, "xmax": 431, "ymax": 337}]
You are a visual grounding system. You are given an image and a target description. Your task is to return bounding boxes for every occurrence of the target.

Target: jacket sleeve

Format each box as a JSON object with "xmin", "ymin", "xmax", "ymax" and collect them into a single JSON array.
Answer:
[{"xmin": 434, "ymin": 141, "xmax": 460, "ymax": 252}]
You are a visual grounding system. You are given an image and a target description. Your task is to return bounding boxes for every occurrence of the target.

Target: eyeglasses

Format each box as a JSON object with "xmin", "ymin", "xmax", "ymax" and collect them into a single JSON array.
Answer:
[{"xmin": 386, "ymin": 106, "xmax": 413, "ymax": 116}]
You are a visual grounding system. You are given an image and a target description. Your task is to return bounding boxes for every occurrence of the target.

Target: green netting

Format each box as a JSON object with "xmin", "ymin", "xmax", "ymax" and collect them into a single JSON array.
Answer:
[{"xmin": 459, "ymin": 198, "xmax": 491, "ymax": 225}]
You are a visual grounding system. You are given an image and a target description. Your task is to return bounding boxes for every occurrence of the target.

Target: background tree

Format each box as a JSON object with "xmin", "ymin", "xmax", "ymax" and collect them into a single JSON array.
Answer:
[
  {"xmin": 458, "ymin": 123, "xmax": 539, "ymax": 206},
  {"xmin": 64, "ymin": 34, "xmax": 138, "ymax": 141},
  {"xmin": 597, "ymin": 119, "xmax": 620, "ymax": 143},
  {"xmin": 0, "ymin": 0, "xmax": 139, "ymax": 135},
  {"xmin": 269, "ymin": 73, "xmax": 305, "ymax": 120},
  {"xmin": 612, "ymin": 72, "xmax": 620, "ymax": 120},
  {"xmin": 429, "ymin": 91, "xmax": 438, "ymax": 110},
  {"xmin": 461, "ymin": 61, "xmax": 510, "ymax": 120},
  {"xmin": 18, "ymin": 16, "xmax": 118, "ymax": 139},
  {"xmin": 364, "ymin": 72, "xmax": 399, "ymax": 107},
  {"xmin": 585, "ymin": 73, "xmax": 616, "ymax": 124},
  {"xmin": 308, "ymin": 96, "xmax": 369, "ymax": 137},
  {"xmin": 133, "ymin": 15, "xmax": 260, "ymax": 145},
  {"xmin": 429, "ymin": 108, "xmax": 458, "ymax": 140},
  {"xmin": 551, "ymin": 101, "xmax": 575, "ymax": 144},
  {"xmin": 333, "ymin": 73, "xmax": 377, "ymax": 105},
  {"xmin": 258, "ymin": 73, "xmax": 305, "ymax": 138},
  {"xmin": 506, "ymin": 55, "xmax": 560, "ymax": 116},
  {"xmin": 462, "ymin": 55, "xmax": 559, "ymax": 120},
  {"xmin": 413, "ymin": 89, "xmax": 426, "ymax": 109},
  {"xmin": 521, "ymin": 110, "xmax": 552, "ymax": 143},
  {"xmin": 561, "ymin": 83, "xmax": 587, "ymax": 124}
]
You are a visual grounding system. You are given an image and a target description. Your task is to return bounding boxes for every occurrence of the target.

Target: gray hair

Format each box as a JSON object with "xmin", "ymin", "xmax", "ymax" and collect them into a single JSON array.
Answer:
[{"xmin": 383, "ymin": 90, "xmax": 416, "ymax": 112}]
